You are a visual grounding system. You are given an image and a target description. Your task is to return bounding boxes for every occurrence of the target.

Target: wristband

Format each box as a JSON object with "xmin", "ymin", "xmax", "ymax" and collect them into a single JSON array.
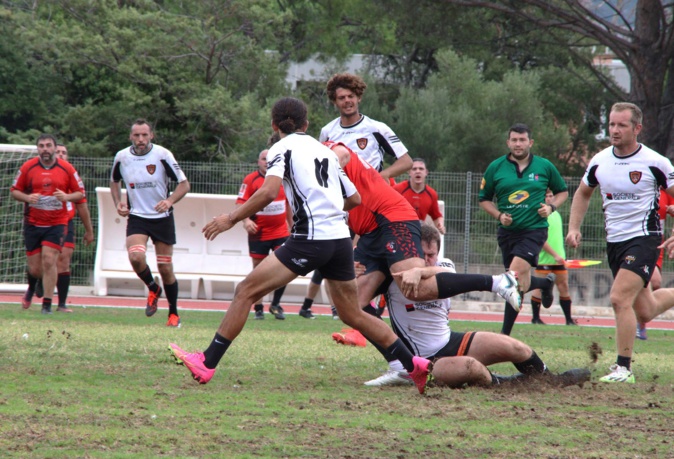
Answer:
[
  {"xmin": 497, "ymin": 212, "xmax": 503, "ymax": 222},
  {"xmin": 549, "ymin": 204, "xmax": 557, "ymax": 213}
]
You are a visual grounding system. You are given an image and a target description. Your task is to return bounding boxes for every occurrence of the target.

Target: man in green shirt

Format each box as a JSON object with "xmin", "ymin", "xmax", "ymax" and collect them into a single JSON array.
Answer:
[
  {"xmin": 530, "ymin": 189, "xmax": 576, "ymax": 326},
  {"xmin": 479, "ymin": 124, "xmax": 569, "ymax": 335}
]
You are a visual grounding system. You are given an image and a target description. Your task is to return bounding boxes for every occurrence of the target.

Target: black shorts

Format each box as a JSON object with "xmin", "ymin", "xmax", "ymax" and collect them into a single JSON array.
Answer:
[
  {"xmin": 24, "ymin": 224, "xmax": 66, "ymax": 254},
  {"xmin": 126, "ymin": 214, "xmax": 176, "ymax": 245},
  {"xmin": 248, "ymin": 236, "xmax": 288, "ymax": 259},
  {"xmin": 63, "ymin": 219, "xmax": 75, "ymax": 249},
  {"xmin": 274, "ymin": 237, "xmax": 355, "ymax": 281},
  {"xmin": 497, "ymin": 227, "xmax": 548, "ymax": 268},
  {"xmin": 607, "ymin": 235, "xmax": 660, "ymax": 286},
  {"xmin": 354, "ymin": 220, "xmax": 423, "ymax": 276},
  {"xmin": 429, "ymin": 331, "xmax": 477, "ymax": 360}
]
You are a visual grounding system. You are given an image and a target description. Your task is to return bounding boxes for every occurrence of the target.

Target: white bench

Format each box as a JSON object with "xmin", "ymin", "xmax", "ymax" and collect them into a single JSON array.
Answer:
[{"xmin": 93, "ymin": 187, "xmax": 327, "ymax": 303}]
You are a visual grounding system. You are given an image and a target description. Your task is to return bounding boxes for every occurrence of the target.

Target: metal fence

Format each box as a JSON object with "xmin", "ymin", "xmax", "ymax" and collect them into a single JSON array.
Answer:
[{"xmin": 1, "ymin": 156, "xmax": 610, "ymax": 287}]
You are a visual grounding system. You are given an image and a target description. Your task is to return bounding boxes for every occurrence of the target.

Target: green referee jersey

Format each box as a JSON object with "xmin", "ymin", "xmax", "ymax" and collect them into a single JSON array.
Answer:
[{"xmin": 479, "ymin": 154, "xmax": 567, "ymax": 231}]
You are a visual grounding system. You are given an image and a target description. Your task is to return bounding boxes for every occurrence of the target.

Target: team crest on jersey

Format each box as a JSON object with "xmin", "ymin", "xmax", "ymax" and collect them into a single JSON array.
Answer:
[
  {"xmin": 625, "ymin": 255, "xmax": 635, "ymax": 265},
  {"xmin": 386, "ymin": 241, "xmax": 396, "ymax": 253},
  {"xmin": 146, "ymin": 164, "xmax": 156, "ymax": 175},
  {"xmin": 356, "ymin": 138, "xmax": 368, "ymax": 150},
  {"xmin": 508, "ymin": 190, "xmax": 529, "ymax": 204},
  {"xmin": 629, "ymin": 171, "xmax": 642, "ymax": 184}
]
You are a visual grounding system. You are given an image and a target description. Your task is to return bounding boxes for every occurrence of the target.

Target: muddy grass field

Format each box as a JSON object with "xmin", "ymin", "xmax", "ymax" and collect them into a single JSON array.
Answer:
[{"xmin": 1, "ymin": 304, "xmax": 672, "ymax": 458}]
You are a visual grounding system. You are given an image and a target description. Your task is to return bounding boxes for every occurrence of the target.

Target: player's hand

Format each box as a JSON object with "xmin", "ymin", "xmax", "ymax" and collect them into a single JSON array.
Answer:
[
  {"xmin": 392, "ymin": 268, "xmax": 422, "ymax": 298},
  {"xmin": 203, "ymin": 214, "xmax": 234, "ymax": 240},
  {"xmin": 435, "ymin": 221, "xmax": 446, "ymax": 235},
  {"xmin": 554, "ymin": 255, "xmax": 566, "ymax": 265},
  {"xmin": 659, "ymin": 235, "xmax": 674, "ymax": 259},
  {"xmin": 54, "ymin": 188, "xmax": 67, "ymax": 202},
  {"xmin": 500, "ymin": 213, "xmax": 513, "ymax": 227},
  {"xmin": 666, "ymin": 205, "xmax": 674, "ymax": 217},
  {"xmin": 354, "ymin": 262, "xmax": 366, "ymax": 277},
  {"xmin": 243, "ymin": 219, "xmax": 258, "ymax": 235},
  {"xmin": 538, "ymin": 202, "xmax": 553, "ymax": 218},
  {"xmin": 154, "ymin": 199, "xmax": 172, "ymax": 213},
  {"xmin": 116, "ymin": 201, "xmax": 130, "ymax": 217},
  {"xmin": 27, "ymin": 193, "xmax": 41, "ymax": 204},
  {"xmin": 566, "ymin": 230, "xmax": 582, "ymax": 248},
  {"xmin": 83, "ymin": 230, "xmax": 95, "ymax": 246}
]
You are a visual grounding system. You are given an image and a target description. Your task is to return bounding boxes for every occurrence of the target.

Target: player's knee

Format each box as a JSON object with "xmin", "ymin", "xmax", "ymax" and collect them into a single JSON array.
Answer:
[{"xmin": 128, "ymin": 245, "xmax": 147, "ymax": 263}]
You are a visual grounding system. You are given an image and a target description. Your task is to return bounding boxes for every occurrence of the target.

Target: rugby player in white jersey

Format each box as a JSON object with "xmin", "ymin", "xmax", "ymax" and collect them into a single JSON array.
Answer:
[
  {"xmin": 302, "ymin": 72, "xmax": 413, "ymax": 319},
  {"xmin": 365, "ymin": 223, "xmax": 589, "ymax": 388},
  {"xmin": 169, "ymin": 97, "xmax": 434, "ymax": 394},
  {"xmin": 569, "ymin": 102, "xmax": 674, "ymax": 384},
  {"xmin": 110, "ymin": 119, "xmax": 190, "ymax": 327}
]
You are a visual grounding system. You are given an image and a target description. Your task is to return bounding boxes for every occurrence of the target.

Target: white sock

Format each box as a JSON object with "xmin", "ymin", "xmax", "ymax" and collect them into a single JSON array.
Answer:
[
  {"xmin": 388, "ymin": 360, "xmax": 405, "ymax": 372},
  {"xmin": 491, "ymin": 274, "xmax": 502, "ymax": 292}
]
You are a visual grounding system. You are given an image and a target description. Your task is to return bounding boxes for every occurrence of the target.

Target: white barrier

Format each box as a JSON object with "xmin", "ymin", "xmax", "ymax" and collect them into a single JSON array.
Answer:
[{"xmin": 93, "ymin": 187, "xmax": 327, "ymax": 302}]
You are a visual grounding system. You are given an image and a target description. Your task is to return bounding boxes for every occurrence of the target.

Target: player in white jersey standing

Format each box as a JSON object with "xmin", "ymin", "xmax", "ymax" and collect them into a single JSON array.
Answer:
[
  {"xmin": 110, "ymin": 119, "xmax": 190, "ymax": 327},
  {"xmin": 366, "ymin": 223, "xmax": 589, "ymax": 388},
  {"xmin": 567, "ymin": 102, "xmax": 674, "ymax": 384},
  {"xmin": 169, "ymin": 97, "xmax": 434, "ymax": 394},
  {"xmin": 301, "ymin": 72, "xmax": 413, "ymax": 319}
]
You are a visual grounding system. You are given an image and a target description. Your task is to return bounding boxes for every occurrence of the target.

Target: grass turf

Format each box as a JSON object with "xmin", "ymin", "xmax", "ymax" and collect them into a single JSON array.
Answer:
[{"xmin": 1, "ymin": 303, "xmax": 672, "ymax": 458}]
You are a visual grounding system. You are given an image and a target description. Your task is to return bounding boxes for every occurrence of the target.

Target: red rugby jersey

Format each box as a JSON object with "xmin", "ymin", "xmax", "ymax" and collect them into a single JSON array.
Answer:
[
  {"xmin": 236, "ymin": 170, "xmax": 289, "ymax": 241},
  {"xmin": 393, "ymin": 180, "xmax": 442, "ymax": 221},
  {"xmin": 11, "ymin": 157, "xmax": 86, "ymax": 226},
  {"xmin": 325, "ymin": 141, "xmax": 417, "ymax": 235}
]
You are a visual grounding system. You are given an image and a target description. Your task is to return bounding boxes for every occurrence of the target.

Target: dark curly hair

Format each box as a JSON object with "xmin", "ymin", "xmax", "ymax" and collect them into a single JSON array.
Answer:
[{"xmin": 326, "ymin": 73, "xmax": 367, "ymax": 102}]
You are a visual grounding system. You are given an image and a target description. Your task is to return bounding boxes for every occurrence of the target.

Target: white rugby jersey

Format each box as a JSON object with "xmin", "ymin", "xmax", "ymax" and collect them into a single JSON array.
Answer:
[
  {"xmin": 583, "ymin": 144, "xmax": 674, "ymax": 242},
  {"xmin": 387, "ymin": 258, "xmax": 455, "ymax": 359},
  {"xmin": 111, "ymin": 144, "xmax": 188, "ymax": 219},
  {"xmin": 319, "ymin": 114, "xmax": 408, "ymax": 171},
  {"xmin": 266, "ymin": 132, "xmax": 357, "ymax": 240}
]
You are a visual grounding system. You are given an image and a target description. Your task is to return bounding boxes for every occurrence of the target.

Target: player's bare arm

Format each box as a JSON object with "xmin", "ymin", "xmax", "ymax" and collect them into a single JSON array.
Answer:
[
  {"xmin": 343, "ymin": 191, "xmax": 361, "ymax": 211},
  {"xmin": 76, "ymin": 201, "xmax": 95, "ymax": 246},
  {"xmin": 10, "ymin": 190, "xmax": 41, "ymax": 204},
  {"xmin": 155, "ymin": 179, "xmax": 190, "ymax": 213},
  {"xmin": 202, "ymin": 176, "xmax": 281, "ymax": 240},
  {"xmin": 109, "ymin": 181, "xmax": 129, "ymax": 217},
  {"xmin": 537, "ymin": 190, "xmax": 569, "ymax": 218},
  {"xmin": 480, "ymin": 200, "xmax": 512, "ymax": 226},
  {"xmin": 380, "ymin": 153, "xmax": 413, "ymax": 181},
  {"xmin": 392, "ymin": 265, "xmax": 453, "ymax": 298},
  {"xmin": 565, "ymin": 183, "xmax": 594, "ymax": 248},
  {"xmin": 53, "ymin": 189, "xmax": 83, "ymax": 203}
]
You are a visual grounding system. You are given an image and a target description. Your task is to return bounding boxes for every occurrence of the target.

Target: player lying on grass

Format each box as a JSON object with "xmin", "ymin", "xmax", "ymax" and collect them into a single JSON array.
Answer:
[
  {"xmin": 363, "ymin": 223, "xmax": 590, "ymax": 389},
  {"xmin": 327, "ymin": 140, "xmax": 521, "ymax": 347}
]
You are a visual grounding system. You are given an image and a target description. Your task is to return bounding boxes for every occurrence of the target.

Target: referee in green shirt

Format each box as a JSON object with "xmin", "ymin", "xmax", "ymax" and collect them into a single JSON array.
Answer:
[{"xmin": 479, "ymin": 123, "xmax": 569, "ymax": 335}]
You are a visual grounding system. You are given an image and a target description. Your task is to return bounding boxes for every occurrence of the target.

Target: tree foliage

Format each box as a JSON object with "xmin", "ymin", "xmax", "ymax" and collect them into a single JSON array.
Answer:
[
  {"xmin": 438, "ymin": 0, "xmax": 674, "ymax": 157},
  {"xmin": 0, "ymin": 0, "xmax": 642, "ymax": 171}
]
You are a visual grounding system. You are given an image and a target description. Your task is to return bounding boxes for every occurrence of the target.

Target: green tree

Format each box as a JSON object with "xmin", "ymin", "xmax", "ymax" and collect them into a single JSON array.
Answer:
[
  {"xmin": 438, "ymin": 0, "xmax": 674, "ymax": 157},
  {"xmin": 366, "ymin": 50, "xmax": 569, "ymax": 173}
]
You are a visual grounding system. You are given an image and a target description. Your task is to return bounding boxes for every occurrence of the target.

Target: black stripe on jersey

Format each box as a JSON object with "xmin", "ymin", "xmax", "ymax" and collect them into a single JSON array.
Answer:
[
  {"xmin": 650, "ymin": 166, "xmax": 668, "ymax": 190},
  {"xmin": 283, "ymin": 149, "xmax": 312, "ymax": 240},
  {"xmin": 112, "ymin": 161, "xmax": 123, "ymax": 182},
  {"xmin": 373, "ymin": 131, "xmax": 397, "ymax": 164},
  {"xmin": 586, "ymin": 164, "xmax": 599, "ymax": 187},
  {"xmin": 161, "ymin": 159, "xmax": 180, "ymax": 182}
]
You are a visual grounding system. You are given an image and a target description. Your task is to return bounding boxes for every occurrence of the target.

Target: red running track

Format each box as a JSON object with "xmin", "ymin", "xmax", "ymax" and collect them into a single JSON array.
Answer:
[{"xmin": 3, "ymin": 292, "xmax": 674, "ymax": 330}]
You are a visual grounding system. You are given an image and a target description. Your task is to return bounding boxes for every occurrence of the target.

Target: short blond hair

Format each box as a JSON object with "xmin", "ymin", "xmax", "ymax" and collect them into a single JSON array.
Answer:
[{"xmin": 611, "ymin": 102, "xmax": 642, "ymax": 126}]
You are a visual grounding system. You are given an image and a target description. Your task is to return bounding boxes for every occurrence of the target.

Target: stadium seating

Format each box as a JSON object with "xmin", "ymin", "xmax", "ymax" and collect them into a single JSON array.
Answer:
[{"xmin": 93, "ymin": 188, "xmax": 328, "ymax": 302}]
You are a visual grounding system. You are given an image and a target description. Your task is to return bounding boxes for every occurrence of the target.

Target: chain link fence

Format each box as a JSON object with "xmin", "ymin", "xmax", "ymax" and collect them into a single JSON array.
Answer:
[{"xmin": 2, "ymin": 157, "xmax": 622, "ymax": 305}]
